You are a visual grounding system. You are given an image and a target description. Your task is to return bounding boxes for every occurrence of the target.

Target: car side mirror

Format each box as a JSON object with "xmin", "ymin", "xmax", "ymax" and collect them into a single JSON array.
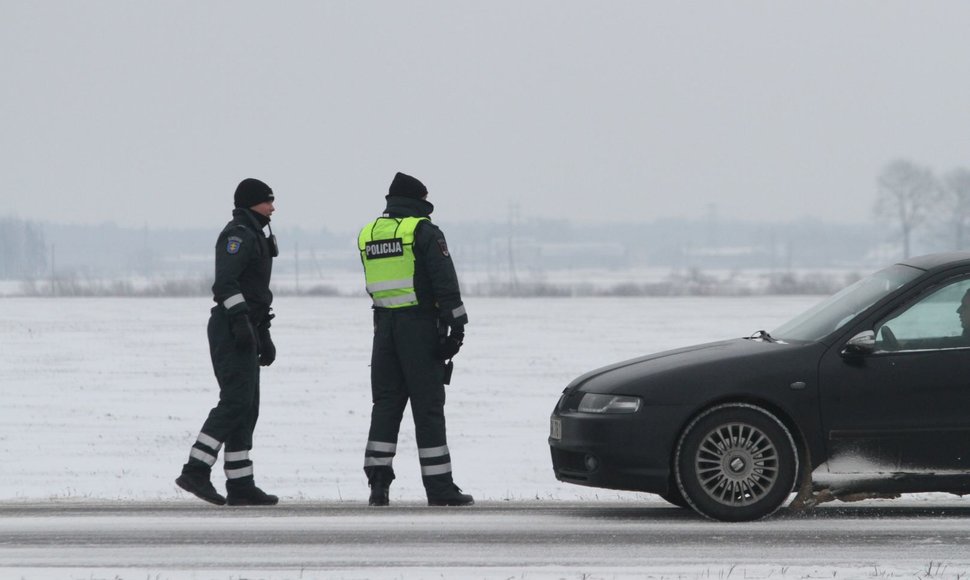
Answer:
[{"xmin": 842, "ymin": 330, "xmax": 876, "ymax": 358}]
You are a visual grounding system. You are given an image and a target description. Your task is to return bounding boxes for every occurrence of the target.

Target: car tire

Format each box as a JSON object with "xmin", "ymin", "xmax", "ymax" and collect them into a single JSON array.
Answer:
[{"xmin": 674, "ymin": 403, "xmax": 799, "ymax": 522}]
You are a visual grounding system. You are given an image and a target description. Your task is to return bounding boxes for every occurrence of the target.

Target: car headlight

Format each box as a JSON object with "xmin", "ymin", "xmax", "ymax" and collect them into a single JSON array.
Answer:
[{"xmin": 577, "ymin": 393, "xmax": 641, "ymax": 414}]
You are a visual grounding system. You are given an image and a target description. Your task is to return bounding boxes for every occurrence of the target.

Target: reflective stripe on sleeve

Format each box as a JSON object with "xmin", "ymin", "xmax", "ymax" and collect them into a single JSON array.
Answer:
[
  {"xmin": 196, "ymin": 432, "xmax": 223, "ymax": 452},
  {"xmin": 223, "ymin": 294, "xmax": 245, "ymax": 310},
  {"xmin": 418, "ymin": 445, "xmax": 449, "ymax": 458},
  {"xmin": 451, "ymin": 305, "xmax": 466, "ymax": 319},
  {"xmin": 373, "ymin": 293, "xmax": 418, "ymax": 307},
  {"xmin": 190, "ymin": 448, "xmax": 217, "ymax": 466},
  {"xmin": 366, "ymin": 441, "xmax": 398, "ymax": 453},
  {"xmin": 364, "ymin": 456, "xmax": 394, "ymax": 467},
  {"xmin": 421, "ymin": 463, "xmax": 452, "ymax": 476},
  {"xmin": 366, "ymin": 279, "xmax": 414, "ymax": 294},
  {"xmin": 224, "ymin": 450, "xmax": 250, "ymax": 462},
  {"xmin": 225, "ymin": 466, "xmax": 254, "ymax": 479}
]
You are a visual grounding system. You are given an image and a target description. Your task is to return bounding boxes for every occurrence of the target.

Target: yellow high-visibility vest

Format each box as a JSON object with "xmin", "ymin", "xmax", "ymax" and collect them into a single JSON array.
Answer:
[{"xmin": 358, "ymin": 216, "xmax": 429, "ymax": 308}]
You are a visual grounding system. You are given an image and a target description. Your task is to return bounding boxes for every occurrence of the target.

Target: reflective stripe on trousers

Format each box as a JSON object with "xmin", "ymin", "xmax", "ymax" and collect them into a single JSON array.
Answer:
[
  {"xmin": 418, "ymin": 444, "xmax": 451, "ymax": 477},
  {"xmin": 364, "ymin": 440, "xmax": 397, "ymax": 469},
  {"xmin": 188, "ymin": 431, "xmax": 224, "ymax": 467}
]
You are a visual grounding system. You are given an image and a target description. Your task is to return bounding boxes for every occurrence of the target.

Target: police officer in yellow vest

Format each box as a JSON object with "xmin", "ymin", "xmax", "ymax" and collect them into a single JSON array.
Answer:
[{"xmin": 358, "ymin": 171, "xmax": 473, "ymax": 507}]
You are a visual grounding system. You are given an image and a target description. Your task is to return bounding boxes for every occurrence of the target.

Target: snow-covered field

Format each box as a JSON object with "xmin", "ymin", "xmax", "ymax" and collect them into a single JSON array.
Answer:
[
  {"xmin": 6, "ymin": 295, "xmax": 970, "ymax": 580},
  {"xmin": 0, "ymin": 295, "xmax": 818, "ymax": 503}
]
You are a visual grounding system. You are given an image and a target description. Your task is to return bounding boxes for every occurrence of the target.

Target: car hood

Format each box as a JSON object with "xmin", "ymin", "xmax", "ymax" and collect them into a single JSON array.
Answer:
[{"xmin": 566, "ymin": 337, "xmax": 815, "ymax": 397}]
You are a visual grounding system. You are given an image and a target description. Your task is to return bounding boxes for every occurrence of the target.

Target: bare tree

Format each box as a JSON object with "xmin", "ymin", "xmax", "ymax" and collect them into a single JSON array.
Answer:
[
  {"xmin": 938, "ymin": 168, "xmax": 970, "ymax": 250},
  {"xmin": 874, "ymin": 159, "xmax": 939, "ymax": 259}
]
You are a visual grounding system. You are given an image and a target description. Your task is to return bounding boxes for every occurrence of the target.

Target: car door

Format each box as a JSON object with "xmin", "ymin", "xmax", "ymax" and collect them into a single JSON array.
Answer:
[{"xmin": 818, "ymin": 276, "xmax": 970, "ymax": 473}]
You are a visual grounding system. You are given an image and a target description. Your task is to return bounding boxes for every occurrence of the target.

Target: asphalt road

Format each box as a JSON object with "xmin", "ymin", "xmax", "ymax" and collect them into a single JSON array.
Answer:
[{"xmin": 3, "ymin": 501, "xmax": 970, "ymax": 578}]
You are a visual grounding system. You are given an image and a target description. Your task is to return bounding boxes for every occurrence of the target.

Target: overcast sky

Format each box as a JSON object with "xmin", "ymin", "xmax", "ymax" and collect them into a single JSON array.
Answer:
[{"xmin": 3, "ymin": 1, "xmax": 969, "ymax": 233}]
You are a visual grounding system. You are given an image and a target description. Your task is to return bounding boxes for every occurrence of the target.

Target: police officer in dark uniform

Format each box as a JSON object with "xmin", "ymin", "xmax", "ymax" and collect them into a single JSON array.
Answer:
[
  {"xmin": 176, "ymin": 178, "xmax": 280, "ymax": 506},
  {"xmin": 358, "ymin": 172, "xmax": 474, "ymax": 507}
]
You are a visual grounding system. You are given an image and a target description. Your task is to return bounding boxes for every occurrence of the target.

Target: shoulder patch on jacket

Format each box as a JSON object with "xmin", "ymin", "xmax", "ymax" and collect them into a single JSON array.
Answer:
[
  {"xmin": 226, "ymin": 236, "xmax": 243, "ymax": 255},
  {"xmin": 437, "ymin": 238, "xmax": 450, "ymax": 257}
]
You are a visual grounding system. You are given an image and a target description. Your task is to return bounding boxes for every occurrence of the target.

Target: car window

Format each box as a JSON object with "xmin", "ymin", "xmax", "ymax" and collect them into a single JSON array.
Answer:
[
  {"xmin": 771, "ymin": 264, "xmax": 922, "ymax": 342},
  {"xmin": 875, "ymin": 277, "xmax": 970, "ymax": 352}
]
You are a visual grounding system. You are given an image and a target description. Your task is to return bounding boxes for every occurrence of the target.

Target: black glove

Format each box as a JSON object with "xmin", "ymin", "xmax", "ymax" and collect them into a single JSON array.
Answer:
[
  {"xmin": 436, "ymin": 328, "xmax": 464, "ymax": 360},
  {"xmin": 230, "ymin": 313, "xmax": 255, "ymax": 351},
  {"xmin": 258, "ymin": 328, "xmax": 276, "ymax": 367}
]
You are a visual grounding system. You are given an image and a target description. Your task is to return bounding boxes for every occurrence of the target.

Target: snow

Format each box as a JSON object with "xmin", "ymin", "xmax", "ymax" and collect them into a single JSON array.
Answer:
[
  {"xmin": 0, "ymin": 295, "xmax": 816, "ymax": 502},
  {"xmin": 4, "ymin": 295, "xmax": 970, "ymax": 579}
]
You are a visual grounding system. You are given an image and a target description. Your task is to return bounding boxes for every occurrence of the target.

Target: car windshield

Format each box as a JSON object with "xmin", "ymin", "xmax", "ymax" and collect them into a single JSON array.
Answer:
[{"xmin": 771, "ymin": 264, "xmax": 923, "ymax": 342}]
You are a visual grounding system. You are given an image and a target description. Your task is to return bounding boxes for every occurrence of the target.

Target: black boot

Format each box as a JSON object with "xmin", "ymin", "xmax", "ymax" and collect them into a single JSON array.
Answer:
[
  {"xmin": 368, "ymin": 476, "xmax": 390, "ymax": 506},
  {"xmin": 427, "ymin": 484, "xmax": 474, "ymax": 507},
  {"xmin": 226, "ymin": 484, "xmax": 279, "ymax": 506},
  {"xmin": 176, "ymin": 471, "xmax": 226, "ymax": 506}
]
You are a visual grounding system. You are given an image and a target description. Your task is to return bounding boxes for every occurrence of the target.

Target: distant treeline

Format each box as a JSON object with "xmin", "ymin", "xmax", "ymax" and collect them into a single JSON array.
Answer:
[
  {"xmin": 16, "ymin": 269, "xmax": 852, "ymax": 298},
  {"xmin": 463, "ymin": 270, "xmax": 857, "ymax": 297},
  {"xmin": 5, "ymin": 200, "xmax": 967, "ymax": 288},
  {"xmin": 5, "ymin": 159, "xmax": 970, "ymax": 282},
  {"xmin": 0, "ymin": 214, "xmax": 891, "ymax": 282}
]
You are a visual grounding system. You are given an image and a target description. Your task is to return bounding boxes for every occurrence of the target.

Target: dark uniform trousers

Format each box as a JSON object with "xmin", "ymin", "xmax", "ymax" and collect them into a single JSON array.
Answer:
[
  {"xmin": 365, "ymin": 308, "xmax": 454, "ymax": 495},
  {"xmin": 184, "ymin": 306, "xmax": 261, "ymax": 491}
]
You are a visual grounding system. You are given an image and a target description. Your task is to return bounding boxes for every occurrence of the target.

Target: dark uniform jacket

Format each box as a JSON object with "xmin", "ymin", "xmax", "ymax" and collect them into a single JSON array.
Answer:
[
  {"xmin": 382, "ymin": 196, "xmax": 468, "ymax": 328},
  {"xmin": 212, "ymin": 208, "xmax": 274, "ymax": 329}
]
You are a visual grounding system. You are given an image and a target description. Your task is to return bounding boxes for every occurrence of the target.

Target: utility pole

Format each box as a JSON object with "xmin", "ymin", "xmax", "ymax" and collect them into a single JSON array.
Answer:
[
  {"xmin": 507, "ymin": 202, "xmax": 519, "ymax": 293},
  {"xmin": 295, "ymin": 241, "xmax": 300, "ymax": 296},
  {"xmin": 706, "ymin": 203, "xmax": 718, "ymax": 249},
  {"xmin": 50, "ymin": 243, "xmax": 56, "ymax": 296}
]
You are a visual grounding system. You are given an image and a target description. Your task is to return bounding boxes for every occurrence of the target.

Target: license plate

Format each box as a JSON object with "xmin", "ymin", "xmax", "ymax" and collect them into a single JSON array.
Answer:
[{"xmin": 550, "ymin": 417, "xmax": 562, "ymax": 440}]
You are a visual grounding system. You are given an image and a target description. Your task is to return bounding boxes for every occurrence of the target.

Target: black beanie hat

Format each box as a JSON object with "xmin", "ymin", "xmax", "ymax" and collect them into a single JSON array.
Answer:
[
  {"xmin": 234, "ymin": 178, "xmax": 275, "ymax": 209},
  {"xmin": 387, "ymin": 172, "xmax": 428, "ymax": 199}
]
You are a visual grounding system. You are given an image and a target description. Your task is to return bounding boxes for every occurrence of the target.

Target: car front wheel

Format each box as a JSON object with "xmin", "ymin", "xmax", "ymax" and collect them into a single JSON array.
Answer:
[{"xmin": 674, "ymin": 403, "xmax": 799, "ymax": 522}]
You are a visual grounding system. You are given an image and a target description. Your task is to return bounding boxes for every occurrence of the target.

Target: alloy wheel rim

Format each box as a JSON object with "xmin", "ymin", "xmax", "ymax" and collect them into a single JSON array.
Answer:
[{"xmin": 694, "ymin": 422, "xmax": 779, "ymax": 507}]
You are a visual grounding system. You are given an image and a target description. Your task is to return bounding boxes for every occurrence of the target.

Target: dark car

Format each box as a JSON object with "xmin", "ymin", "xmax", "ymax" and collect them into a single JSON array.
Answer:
[{"xmin": 549, "ymin": 252, "xmax": 970, "ymax": 521}]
